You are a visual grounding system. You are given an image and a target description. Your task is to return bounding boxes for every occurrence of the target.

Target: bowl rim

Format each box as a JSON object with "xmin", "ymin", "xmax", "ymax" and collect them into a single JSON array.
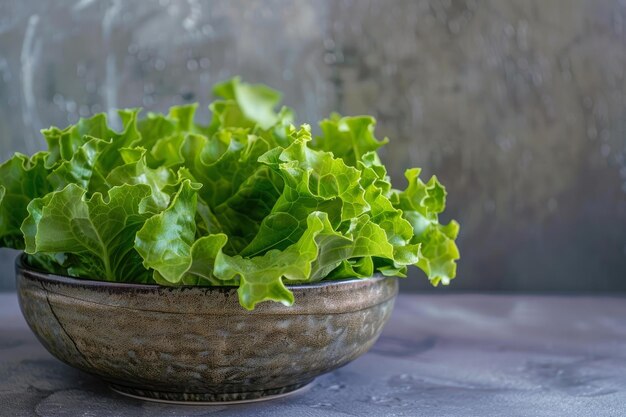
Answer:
[{"xmin": 16, "ymin": 253, "xmax": 390, "ymax": 291}]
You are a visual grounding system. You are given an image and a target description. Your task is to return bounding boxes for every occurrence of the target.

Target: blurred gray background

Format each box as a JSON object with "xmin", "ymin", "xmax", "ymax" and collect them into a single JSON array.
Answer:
[{"xmin": 1, "ymin": 0, "xmax": 625, "ymax": 293}]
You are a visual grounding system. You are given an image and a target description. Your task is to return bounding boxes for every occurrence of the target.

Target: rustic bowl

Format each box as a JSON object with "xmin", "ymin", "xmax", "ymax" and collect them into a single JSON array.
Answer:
[{"xmin": 16, "ymin": 256, "xmax": 398, "ymax": 404}]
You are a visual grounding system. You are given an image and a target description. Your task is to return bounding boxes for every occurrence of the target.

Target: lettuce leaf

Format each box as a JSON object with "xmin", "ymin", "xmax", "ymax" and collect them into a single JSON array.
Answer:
[
  {"xmin": 46, "ymin": 109, "xmax": 141, "ymax": 195},
  {"xmin": 22, "ymin": 183, "xmax": 154, "ymax": 282},
  {"xmin": 393, "ymin": 168, "xmax": 460, "ymax": 285},
  {"xmin": 313, "ymin": 114, "xmax": 389, "ymax": 167},
  {"xmin": 0, "ymin": 77, "xmax": 460, "ymax": 309},
  {"xmin": 0, "ymin": 152, "xmax": 52, "ymax": 248}
]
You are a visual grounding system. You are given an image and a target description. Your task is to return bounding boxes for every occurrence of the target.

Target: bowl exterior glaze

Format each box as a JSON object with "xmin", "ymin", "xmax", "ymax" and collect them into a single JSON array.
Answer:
[{"xmin": 16, "ymin": 258, "xmax": 398, "ymax": 402}]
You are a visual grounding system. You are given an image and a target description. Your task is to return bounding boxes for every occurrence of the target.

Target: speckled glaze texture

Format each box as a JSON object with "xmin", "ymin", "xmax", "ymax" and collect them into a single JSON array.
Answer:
[{"xmin": 15, "ymin": 257, "xmax": 397, "ymax": 402}]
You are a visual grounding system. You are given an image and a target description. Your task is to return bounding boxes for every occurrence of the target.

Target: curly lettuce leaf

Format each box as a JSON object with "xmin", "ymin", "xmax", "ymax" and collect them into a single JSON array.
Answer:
[
  {"xmin": 212, "ymin": 76, "xmax": 283, "ymax": 130},
  {"xmin": 214, "ymin": 212, "xmax": 335, "ymax": 309},
  {"xmin": 42, "ymin": 109, "xmax": 140, "ymax": 169},
  {"xmin": 241, "ymin": 125, "xmax": 368, "ymax": 256},
  {"xmin": 46, "ymin": 109, "xmax": 141, "ymax": 195},
  {"xmin": 313, "ymin": 114, "xmax": 389, "ymax": 167},
  {"xmin": 181, "ymin": 130, "xmax": 282, "ymax": 254},
  {"xmin": 22, "ymin": 183, "xmax": 154, "ymax": 282},
  {"xmin": 135, "ymin": 180, "xmax": 235, "ymax": 286},
  {"xmin": 357, "ymin": 151, "xmax": 420, "ymax": 266},
  {"xmin": 0, "ymin": 152, "xmax": 52, "ymax": 248},
  {"xmin": 393, "ymin": 168, "xmax": 460, "ymax": 285},
  {"xmin": 106, "ymin": 147, "xmax": 177, "ymax": 213},
  {"xmin": 215, "ymin": 210, "xmax": 401, "ymax": 309}
]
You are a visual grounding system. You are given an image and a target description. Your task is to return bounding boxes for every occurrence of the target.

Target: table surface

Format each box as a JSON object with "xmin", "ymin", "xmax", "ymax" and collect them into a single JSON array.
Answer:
[{"xmin": 1, "ymin": 292, "xmax": 626, "ymax": 417}]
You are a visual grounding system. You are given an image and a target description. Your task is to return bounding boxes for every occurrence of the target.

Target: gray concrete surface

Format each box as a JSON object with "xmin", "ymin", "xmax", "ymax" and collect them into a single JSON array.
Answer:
[
  {"xmin": 1, "ymin": 0, "xmax": 626, "ymax": 292},
  {"xmin": 1, "ymin": 292, "xmax": 626, "ymax": 416}
]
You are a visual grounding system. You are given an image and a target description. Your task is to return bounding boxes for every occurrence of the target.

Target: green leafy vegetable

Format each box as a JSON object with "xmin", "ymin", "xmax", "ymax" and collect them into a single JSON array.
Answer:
[
  {"xmin": 22, "ymin": 183, "xmax": 154, "ymax": 282},
  {"xmin": 0, "ymin": 152, "xmax": 52, "ymax": 248},
  {"xmin": 1, "ymin": 77, "xmax": 460, "ymax": 309}
]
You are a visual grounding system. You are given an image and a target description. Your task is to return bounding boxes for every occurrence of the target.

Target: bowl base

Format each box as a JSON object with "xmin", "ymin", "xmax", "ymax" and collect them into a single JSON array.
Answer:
[{"xmin": 108, "ymin": 380, "xmax": 315, "ymax": 405}]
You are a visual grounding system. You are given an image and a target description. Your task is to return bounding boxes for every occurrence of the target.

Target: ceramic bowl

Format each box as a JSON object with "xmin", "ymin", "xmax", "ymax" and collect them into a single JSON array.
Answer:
[{"xmin": 16, "ymin": 256, "xmax": 398, "ymax": 404}]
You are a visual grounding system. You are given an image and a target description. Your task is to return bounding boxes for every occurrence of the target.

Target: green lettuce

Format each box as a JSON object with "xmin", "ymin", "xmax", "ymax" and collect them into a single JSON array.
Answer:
[{"xmin": 1, "ymin": 77, "xmax": 460, "ymax": 309}]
